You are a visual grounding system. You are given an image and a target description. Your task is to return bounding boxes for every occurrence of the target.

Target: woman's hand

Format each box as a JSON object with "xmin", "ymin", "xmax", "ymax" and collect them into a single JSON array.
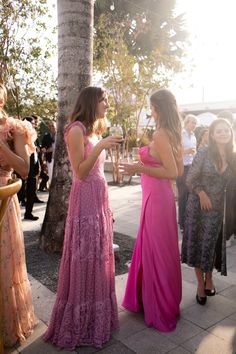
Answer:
[
  {"xmin": 98, "ymin": 136, "xmax": 123, "ymax": 150},
  {"xmin": 119, "ymin": 161, "xmax": 143, "ymax": 176},
  {"xmin": 198, "ymin": 190, "xmax": 212, "ymax": 211}
]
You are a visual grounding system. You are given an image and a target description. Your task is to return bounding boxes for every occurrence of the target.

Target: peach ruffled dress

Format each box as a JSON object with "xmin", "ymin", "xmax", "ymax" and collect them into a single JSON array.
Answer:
[{"xmin": 0, "ymin": 117, "xmax": 38, "ymax": 347}]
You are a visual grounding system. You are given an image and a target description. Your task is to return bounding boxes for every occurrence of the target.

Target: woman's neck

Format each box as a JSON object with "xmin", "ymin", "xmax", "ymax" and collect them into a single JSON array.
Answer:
[{"xmin": 217, "ymin": 144, "xmax": 226, "ymax": 156}]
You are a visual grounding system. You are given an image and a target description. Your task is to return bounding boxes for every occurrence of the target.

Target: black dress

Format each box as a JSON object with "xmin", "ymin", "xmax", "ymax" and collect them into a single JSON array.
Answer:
[
  {"xmin": 181, "ymin": 147, "xmax": 233, "ymax": 275},
  {"xmin": 214, "ymin": 154, "xmax": 236, "ymax": 275}
]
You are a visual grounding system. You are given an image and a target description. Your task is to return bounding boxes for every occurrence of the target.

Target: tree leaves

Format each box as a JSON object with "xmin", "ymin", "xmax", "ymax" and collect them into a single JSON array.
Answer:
[{"xmin": 0, "ymin": 0, "xmax": 56, "ymax": 118}]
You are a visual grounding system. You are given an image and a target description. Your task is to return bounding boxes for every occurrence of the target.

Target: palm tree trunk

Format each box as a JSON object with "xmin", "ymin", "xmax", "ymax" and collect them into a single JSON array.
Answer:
[{"xmin": 40, "ymin": 0, "xmax": 93, "ymax": 252}]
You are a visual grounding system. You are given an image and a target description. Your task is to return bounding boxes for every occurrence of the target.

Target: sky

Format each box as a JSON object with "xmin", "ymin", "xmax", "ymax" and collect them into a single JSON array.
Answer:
[{"xmin": 171, "ymin": 0, "xmax": 236, "ymax": 104}]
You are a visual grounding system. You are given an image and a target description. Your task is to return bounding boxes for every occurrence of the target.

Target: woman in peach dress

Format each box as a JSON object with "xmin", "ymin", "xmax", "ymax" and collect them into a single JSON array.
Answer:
[{"xmin": 0, "ymin": 84, "xmax": 38, "ymax": 347}]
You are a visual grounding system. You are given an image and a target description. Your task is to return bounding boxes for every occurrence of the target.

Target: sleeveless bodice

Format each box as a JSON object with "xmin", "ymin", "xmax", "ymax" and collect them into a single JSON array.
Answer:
[
  {"xmin": 139, "ymin": 145, "xmax": 161, "ymax": 167},
  {"xmin": 81, "ymin": 137, "xmax": 106, "ymax": 182},
  {"xmin": 139, "ymin": 145, "xmax": 172, "ymax": 191},
  {"xmin": 64, "ymin": 121, "xmax": 106, "ymax": 183}
]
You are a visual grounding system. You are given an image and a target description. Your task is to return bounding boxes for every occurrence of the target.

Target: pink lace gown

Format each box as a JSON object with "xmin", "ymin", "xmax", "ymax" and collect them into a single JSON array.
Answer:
[
  {"xmin": 44, "ymin": 121, "xmax": 119, "ymax": 350},
  {"xmin": 122, "ymin": 146, "xmax": 182, "ymax": 332},
  {"xmin": 0, "ymin": 117, "xmax": 38, "ymax": 347}
]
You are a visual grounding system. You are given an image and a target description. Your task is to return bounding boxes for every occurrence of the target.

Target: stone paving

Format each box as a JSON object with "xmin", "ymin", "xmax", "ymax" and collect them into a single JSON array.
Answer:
[{"xmin": 5, "ymin": 178, "xmax": 236, "ymax": 354}]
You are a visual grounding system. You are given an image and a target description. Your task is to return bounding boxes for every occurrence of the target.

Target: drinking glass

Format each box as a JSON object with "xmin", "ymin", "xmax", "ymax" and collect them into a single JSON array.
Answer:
[
  {"xmin": 132, "ymin": 147, "xmax": 140, "ymax": 162},
  {"xmin": 109, "ymin": 125, "xmax": 123, "ymax": 141}
]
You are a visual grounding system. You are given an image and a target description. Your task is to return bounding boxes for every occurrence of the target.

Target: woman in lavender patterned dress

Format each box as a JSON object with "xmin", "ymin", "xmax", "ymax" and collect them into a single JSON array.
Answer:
[{"xmin": 44, "ymin": 87, "xmax": 120, "ymax": 350}]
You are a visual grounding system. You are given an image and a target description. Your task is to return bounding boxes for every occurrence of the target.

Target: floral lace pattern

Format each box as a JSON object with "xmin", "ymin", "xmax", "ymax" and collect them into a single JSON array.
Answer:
[{"xmin": 44, "ymin": 121, "xmax": 119, "ymax": 350}]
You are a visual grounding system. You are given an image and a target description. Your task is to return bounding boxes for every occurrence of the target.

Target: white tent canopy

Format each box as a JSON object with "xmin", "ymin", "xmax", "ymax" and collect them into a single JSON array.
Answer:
[{"xmin": 197, "ymin": 112, "xmax": 217, "ymax": 126}]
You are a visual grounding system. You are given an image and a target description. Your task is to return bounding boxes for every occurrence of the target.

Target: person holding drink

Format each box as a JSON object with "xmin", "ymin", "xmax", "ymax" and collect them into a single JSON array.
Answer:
[
  {"xmin": 44, "ymin": 86, "xmax": 120, "ymax": 350},
  {"xmin": 120, "ymin": 88, "xmax": 183, "ymax": 332},
  {"xmin": 176, "ymin": 114, "xmax": 198, "ymax": 230}
]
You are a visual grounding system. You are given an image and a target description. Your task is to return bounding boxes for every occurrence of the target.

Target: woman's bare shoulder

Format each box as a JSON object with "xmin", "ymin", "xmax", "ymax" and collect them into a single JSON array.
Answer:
[{"xmin": 153, "ymin": 128, "xmax": 170, "ymax": 145}]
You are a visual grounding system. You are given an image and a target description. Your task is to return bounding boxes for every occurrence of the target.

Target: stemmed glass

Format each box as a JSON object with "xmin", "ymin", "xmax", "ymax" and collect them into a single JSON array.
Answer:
[
  {"xmin": 131, "ymin": 147, "xmax": 140, "ymax": 177},
  {"xmin": 109, "ymin": 125, "xmax": 124, "ymax": 183},
  {"xmin": 132, "ymin": 147, "xmax": 140, "ymax": 162}
]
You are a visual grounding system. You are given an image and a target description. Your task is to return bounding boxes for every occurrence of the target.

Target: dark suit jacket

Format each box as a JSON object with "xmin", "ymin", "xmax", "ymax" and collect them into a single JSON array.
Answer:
[
  {"xmin": 42, "ymin": 133, "xmax": 55, "ymax": 162},
  {"xmin": 28, "ymin": 152, "xmax": 40, "ymax": 178}
]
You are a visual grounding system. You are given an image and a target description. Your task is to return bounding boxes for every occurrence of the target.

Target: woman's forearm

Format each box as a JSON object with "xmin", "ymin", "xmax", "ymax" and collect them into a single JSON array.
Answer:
[
  {"xmin": 139, "ymin": 164, "xmax": 178, "ymax": 180},
  {"xmin": 0, "ymin": 141, "xmax": 29, "ymax": 178},
  {"xmin": 75, "ymin": 143, "xmax": 103, "ymax": 180}
]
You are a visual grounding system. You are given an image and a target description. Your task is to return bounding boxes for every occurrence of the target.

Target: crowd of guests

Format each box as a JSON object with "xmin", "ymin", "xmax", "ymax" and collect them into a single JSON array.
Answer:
[{"xmin": 1, "ymin": 82, "xmax": 236, "ymax": 351}]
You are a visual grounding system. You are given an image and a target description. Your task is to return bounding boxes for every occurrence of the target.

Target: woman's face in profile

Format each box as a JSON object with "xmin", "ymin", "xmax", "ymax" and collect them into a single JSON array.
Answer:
[
  {"xmin": 150, "ymin": 104, "xmax": 158, "ymax": 121},
  {"xmin": 96, "ymin": 94, "xmax": 109, "ymax": 119},
  {"xmin": 211, "ymin": 122, "xmax": 231, "ymax": 145}
]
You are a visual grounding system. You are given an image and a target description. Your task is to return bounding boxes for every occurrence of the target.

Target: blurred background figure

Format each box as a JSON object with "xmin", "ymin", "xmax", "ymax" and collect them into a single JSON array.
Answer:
[
  {"xmin": 38, "ymin": 161, "xmax": 49, "ymax": 191},
  {"xmin": 176, "ymin": 114, "xmax": 198, "ymax": 231},
  {"xmin": 23, "ymin": 116, "xmax": 43, "ymax": 221},
  {"xmin": 196, "ymin": 127, "xmax": 209, "ymax": 150},
  {"xmin": 41, "ymin": 121, "xmax": 56, "ymax": 185}
]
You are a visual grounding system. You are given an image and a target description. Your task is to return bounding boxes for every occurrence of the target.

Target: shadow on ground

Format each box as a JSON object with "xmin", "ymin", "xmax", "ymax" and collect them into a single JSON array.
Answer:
[{"xmin": 24, "ymin": 230, "xmax": 135, "ymax": 293}]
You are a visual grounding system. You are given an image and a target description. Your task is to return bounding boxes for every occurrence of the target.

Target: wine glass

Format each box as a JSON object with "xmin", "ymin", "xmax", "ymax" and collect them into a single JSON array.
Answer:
[
  {"xmin": 109, "ymin": 125, "xmax": 124, "ymax": 184},
  {"xmin": 131, "ymin": 147, "xmax": 140, "ymax": 177},
  {"xmin": 109, "ymin": 125, "xmax": 123, "ymax": 141},
  {"xmin": 132, "ymin": 147, "xmax": 140, "ymax": 162}
]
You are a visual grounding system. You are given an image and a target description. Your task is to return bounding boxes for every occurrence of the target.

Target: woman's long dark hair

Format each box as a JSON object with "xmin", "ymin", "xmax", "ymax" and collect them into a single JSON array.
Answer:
[
  {"xmin": 150, "ymin": 88, "xmax": 182, "ymax": 153},
  {"xmin": 69, "ymin": 86, "xmax": 106, "ymax": 135},
  {"xmin": 208, "ymin": 118, "xmax": 234, "ymax": 171}
]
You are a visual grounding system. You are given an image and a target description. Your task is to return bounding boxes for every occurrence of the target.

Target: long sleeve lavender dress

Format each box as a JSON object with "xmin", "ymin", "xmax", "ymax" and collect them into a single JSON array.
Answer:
[
  {"xmin": 44, "ymin": 121, "xmax": 119, "ymax": 350},
  {"xmin": 122, "ymin": 146, "xmax": 182, "ymax": 332}
]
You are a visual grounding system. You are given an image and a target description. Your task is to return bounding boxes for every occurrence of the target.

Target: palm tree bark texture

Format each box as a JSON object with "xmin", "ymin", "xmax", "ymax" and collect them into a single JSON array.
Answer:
[{"xmin": 40, "ymin": 0, "xmax": 93, "ymax": 252}]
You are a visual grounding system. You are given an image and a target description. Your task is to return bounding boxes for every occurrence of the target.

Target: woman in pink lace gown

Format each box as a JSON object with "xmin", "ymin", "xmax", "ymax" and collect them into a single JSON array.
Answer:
[
  {"xmin": 0, "ymin": 84, "xmax": 38, "ymax": 347},
  {"xmin": 44, "ymin": 87, "xmax": 120, "ymax": 350},
  {"xmin": 121, "ymin": 89, "xmax": 183, "ymax": 332}
]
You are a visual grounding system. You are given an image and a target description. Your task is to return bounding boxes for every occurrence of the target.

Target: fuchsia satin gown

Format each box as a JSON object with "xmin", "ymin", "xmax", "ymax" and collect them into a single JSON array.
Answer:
[{"xmin": 122, "ymin": 146, "xmax": 182, "ymax": 332}]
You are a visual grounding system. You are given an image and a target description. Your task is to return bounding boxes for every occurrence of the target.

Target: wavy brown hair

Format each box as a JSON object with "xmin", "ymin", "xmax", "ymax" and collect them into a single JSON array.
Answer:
[
  {"xmin": 208, "ymin": 118, "xmax": 234, "ymax": 171},
  {"xmin": 150, "ymin": 89, "xmax": 182, "ymax": 153},
  {"xmin": 69, "ymin": 86, "xmax": 107, "ymax": 135}
]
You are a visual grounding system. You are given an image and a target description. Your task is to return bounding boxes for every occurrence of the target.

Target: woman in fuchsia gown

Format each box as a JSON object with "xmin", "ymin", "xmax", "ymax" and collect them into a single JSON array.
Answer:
[{"xmin": 121, "ymin": 89, "xmax": 183, "ymax": 332}]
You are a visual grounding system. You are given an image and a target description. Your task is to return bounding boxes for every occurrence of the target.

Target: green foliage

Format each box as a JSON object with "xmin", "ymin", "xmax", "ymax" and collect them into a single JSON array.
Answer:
[
  {"xmin": 94, "ymin": 2, "xmax": 188, "ymax": 145},
  {"xmin": 0, "ymin": 0, "xmax": 57, "ymax": 118},
  {"xmin": 94, "ymin": 13, "xmax": 182, "ymax": 143},
  {"xmin": 94, "ymin": 0, "xmax": 188, "ymax": 61}
]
